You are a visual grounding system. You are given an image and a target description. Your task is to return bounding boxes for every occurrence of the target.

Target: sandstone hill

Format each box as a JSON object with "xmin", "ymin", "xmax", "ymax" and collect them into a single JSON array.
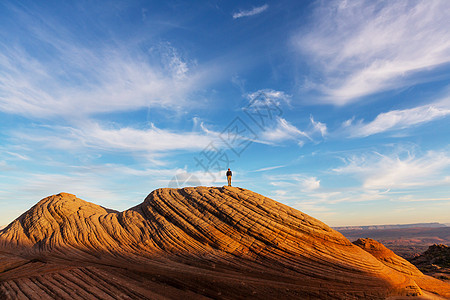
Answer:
[
  {"xmin": 354, "ymin": 238, "xmax": 450, "ymax": 298},
  {"xmin": 0, "ymin": 187, "xmax": 449, "ymax": 299}
]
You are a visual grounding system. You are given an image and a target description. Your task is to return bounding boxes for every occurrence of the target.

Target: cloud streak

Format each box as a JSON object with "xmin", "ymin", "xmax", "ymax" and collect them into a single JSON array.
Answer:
[
  {"xmin": 268, "ymin": 174, "xmax": 321, "ymax": 193},
  {"xmin": 259, "ymin": 115, "xmax": 327, "ymax": 146},
  {"xmin": 246, "ymin": 89, "xmax": 291, "ymax": 107},
  {"xmin": 295, "ymin": 0, "xmax": 450, "ymax": 104},
  {"xmin": 233, "ymin": 4, "xmax": 268, "ymax": 19},
  {"xmin": 346, "ymin": 100, "xmax": 450, "ymax": 137},
  {"xmin": 260, "ymin": 117, "xmax": 310, "ymax": 144},
  {"xmin": 13, "ymin": 121, "xmax": 217, "ymax": 155},
  {"xmin": 251, "ymin": 165, "xmax": 286, "ymax": 172}
]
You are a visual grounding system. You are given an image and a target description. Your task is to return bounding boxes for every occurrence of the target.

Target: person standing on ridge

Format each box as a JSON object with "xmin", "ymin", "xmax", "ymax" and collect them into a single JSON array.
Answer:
[{"xmin": 226, "ymin": 168, "xmax": 232, "ymax": 186}]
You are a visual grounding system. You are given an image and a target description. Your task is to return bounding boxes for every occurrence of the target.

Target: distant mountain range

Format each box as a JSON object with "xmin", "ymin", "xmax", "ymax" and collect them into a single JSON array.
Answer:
[
  {"xmin": 333, "ymin": 222, "xmax": 447, "ymax": 231},
  {"xmin": 335, "ymin": 223, "xmax": 450, "ymax": 264}
]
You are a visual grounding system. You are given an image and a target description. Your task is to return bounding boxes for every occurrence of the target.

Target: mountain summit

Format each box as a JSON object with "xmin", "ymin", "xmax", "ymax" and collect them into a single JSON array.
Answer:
[{"xmin": 0, "ymin": 187, "xmax": 449, "ymax": 299}]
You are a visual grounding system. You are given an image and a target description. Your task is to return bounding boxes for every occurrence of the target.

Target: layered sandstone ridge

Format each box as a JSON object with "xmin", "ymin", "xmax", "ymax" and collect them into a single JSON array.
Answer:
[
  {"xmin": 353, "ymin": 238, "xmax": 423, "ymax": 276},
  {"xmin": 354, "ymin": 238, "xmax": 450, "ymax": 299},
  {"xmin": 0, "ymin": 187, "xmax": 449, "ymax": 299}
]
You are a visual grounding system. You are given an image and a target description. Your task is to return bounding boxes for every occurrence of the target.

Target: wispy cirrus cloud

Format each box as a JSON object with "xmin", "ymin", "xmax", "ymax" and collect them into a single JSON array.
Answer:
[
  {"xmin": 0, "ymin": 7, "xmax": 219, "ymax": 119},
  {"xmin": 259, "ymin": 115, "xmax": 327, "ymax": 146},
  {"xmin": 246, "ymin": 89, "xmax": 291, "ymax": 106},
  {"xmin": 13, "ymin": 121, "xmax": 216, "ymax": 155},
  {"xmin": 332, "ymin": 149, "xmax": 450, "ymax": 190},
  {"xmin": 294, "ymin": 0, "xmax": 450, "ymax": 104},
  {"xmin": 265, "ymin": 173, "xmax": 330, "ymax": 216},
  {"xmin": 233, "ymin": 4, "xmax": 268, "ymax": 19},
  {"xmin": 344, "ymin": 97, "xmax": 450, "ymax": 137},
  {"xmin": 0, "ymin": 43, "xmax": 214, "ymax": 118},
  {"xmin": 251, "ymin": 165, "xmax": 286, "ymax": 172},
  {"xmin": 260, "ymin": 117, "xmax": 310, "ymax": 144},
  {"xmin": 268, "ymin": 174, "xmax": 321, "ymax": 193},
  {"xmin": 310, "ymin": 115, "xmax": 327, "ymax": 137}
]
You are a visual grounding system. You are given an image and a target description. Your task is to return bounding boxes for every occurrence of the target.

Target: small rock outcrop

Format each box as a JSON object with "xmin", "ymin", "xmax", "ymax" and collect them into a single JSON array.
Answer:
[
  {"xmin": 411, "ymin": 244, "xmax": 450, "ymax": 271},
  {"xmin": 354, "ymin": 238, "xmax": 450, "ymax": 298}
]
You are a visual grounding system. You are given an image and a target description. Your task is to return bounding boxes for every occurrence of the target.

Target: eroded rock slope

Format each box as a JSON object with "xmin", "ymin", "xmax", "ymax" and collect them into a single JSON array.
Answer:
[{"xmin": 0, "ymin": 187, "xmax": 449, "ymax": 299}]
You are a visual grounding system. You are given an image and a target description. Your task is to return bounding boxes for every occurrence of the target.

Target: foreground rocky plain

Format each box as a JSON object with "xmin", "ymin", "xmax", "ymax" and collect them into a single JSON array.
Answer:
[{"xmin": 0, "ymin": 187, "xmax": 449, "ymax": 299}]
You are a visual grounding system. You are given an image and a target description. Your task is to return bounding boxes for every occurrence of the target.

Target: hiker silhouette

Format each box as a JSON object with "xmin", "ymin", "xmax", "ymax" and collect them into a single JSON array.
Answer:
[{"xmin": 226, "ymin": 168, "xmax": 232, "ymax": 186}]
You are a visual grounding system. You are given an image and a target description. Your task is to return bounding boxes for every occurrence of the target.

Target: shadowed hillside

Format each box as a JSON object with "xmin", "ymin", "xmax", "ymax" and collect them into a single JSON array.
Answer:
[
  {"xmin": 0, "ymin": 187, "xmax": 449, "ymax": 299},
  {"xmin": 411, "ymin": 244, "xmax": 450, "ymax": 282}
]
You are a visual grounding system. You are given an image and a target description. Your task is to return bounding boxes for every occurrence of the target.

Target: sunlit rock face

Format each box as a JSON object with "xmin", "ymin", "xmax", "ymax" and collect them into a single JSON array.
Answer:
[
  {"xmin": 354, "ymin": 238, "xmax": 450, "ymax": 298},
  {"xmin": 0, "ymin": 187, "xmax": 449, "ymax": 299}
]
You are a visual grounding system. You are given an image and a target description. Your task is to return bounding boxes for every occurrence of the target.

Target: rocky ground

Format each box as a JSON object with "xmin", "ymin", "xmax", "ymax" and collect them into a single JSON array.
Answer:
[{"xmin": 410, "ymin": 244, "xmax": 450, "ymax": 283}]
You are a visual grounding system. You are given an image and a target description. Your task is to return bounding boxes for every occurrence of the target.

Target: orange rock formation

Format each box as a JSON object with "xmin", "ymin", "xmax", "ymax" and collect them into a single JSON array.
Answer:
[
  {"xmin": 0, "ymin": 187, "xmax": 449, "ymax": 299},
  {"xmin": 354, "ymin": 238, "xmax": 450, "ymax": 299}
]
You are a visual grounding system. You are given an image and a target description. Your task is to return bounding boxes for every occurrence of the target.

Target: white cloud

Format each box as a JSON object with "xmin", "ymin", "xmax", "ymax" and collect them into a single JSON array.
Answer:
[
  {"xmin": 265, "ymin": 173, "xmax": 330, "ymax": 216},
  {"xmin": 0, "ymin": 11, "xmax": 218, "ymax": 118},
  {"xmin": 150, "ymin": 42, "xmax": 190, "ymax": 80},
  {"xmin": 348, "ymin": 102, "xmax": 450, "ymax": 137},
  {"xmin": 233, "ymin": 4, "xmax": 268, "ymax": 19},
  {"xmin": 260, "ymin": 117, "xmax": 310, "ymax": 143},
  {"xmin": 259, "ymin": 115, "xmax": 328, "ymax": 146},
  {"xmin": 269, "ymin": 174, "xmax": 320, "ymax": 192},
  {"xmin": 294, "ymin": 0, "xmax": 450, "ymax": 104},
  {"xmin": 14, "ymin": 121, "xmax": 216, "ymax": 154},
  {"xmin": 4, "ymin": 151, "xmax": 30, "ymax": 161},
  {"xmin": 310, "ymin": 115, "xmax": 327, "ymax": 137},
  {"xmin": 300, "ymin": 177, "xmax": 321, "ymax": 191},
  {"xmin": 265, "ymin": 146, "xmax": 450, "ymax": 209},
  {"xmin": 251, "ymin": 165, "xmax": 286, "ymax": 172},
  {"xmin": 0, "ymin": 46, "xmax": 214, "ymax": 118},
  {"xmin": 81, "ymin": 123, "xmax": 214, "ymax": 153},
  {"xmin": 333, "ymin": 149, "xmax": 450, "ymax": 190},
  {"xmin": 246, "ymin": 89, "xmax": 291, "ymax": 107}
]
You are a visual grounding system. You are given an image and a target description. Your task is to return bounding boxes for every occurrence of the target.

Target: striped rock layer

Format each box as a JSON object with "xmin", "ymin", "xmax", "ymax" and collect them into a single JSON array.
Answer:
[{"xmin": 0, "ymin": 186, "xmax": 449, "ymax": 299}]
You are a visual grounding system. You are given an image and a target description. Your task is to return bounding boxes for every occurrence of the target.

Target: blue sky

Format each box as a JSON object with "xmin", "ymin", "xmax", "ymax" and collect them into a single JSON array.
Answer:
[{"xmin": 0, "ymin": 0, "xmax": 449, "ymax": 227}]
